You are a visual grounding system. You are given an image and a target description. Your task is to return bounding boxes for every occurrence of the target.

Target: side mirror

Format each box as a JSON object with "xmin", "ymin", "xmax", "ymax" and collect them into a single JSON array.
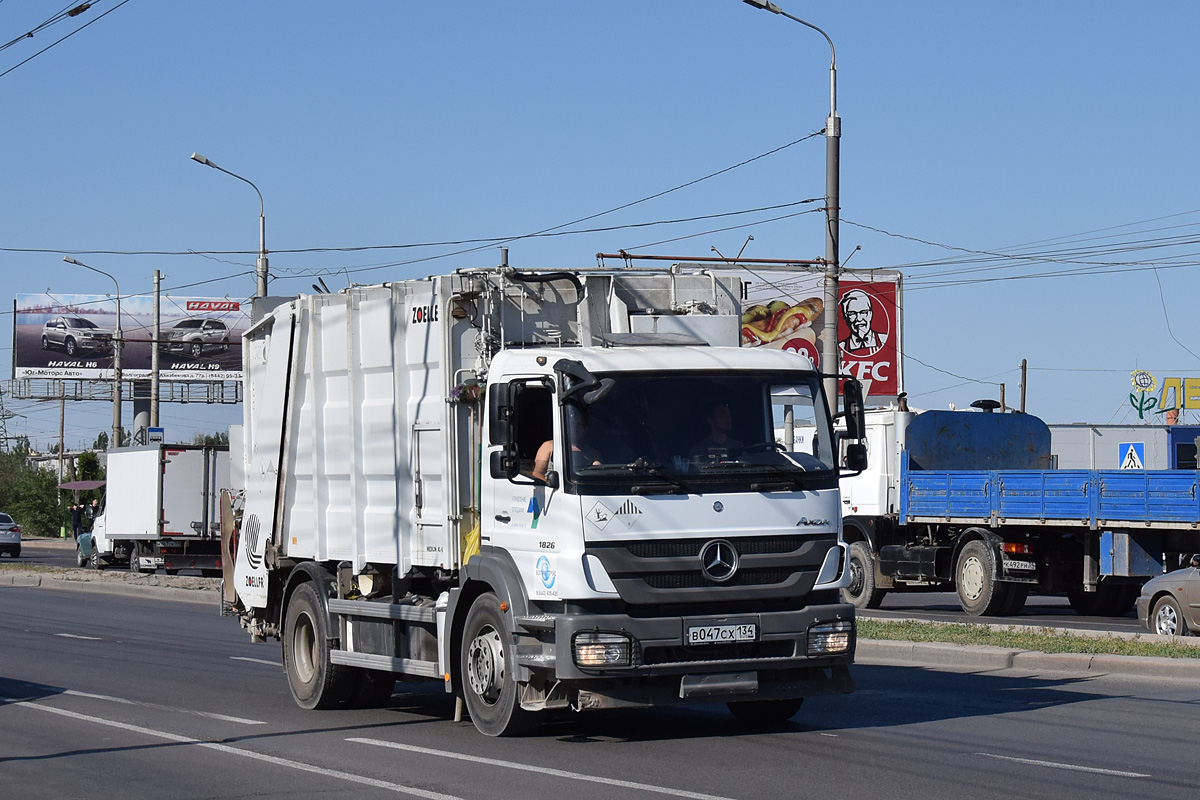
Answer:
[
  {"xmin": 1191, "ymin": 553, "xmax": 1200, "ymax": 569},
  {"xmin": 488, "ymin": 382, "xmax": 512, "ymax": 446},
  {"xmin": 489, "ymin": 449, "xmax": 517, "ymax": 480},
  {"xmin": 844, "ymin": 442, "xmax": 868, "ymax": 472},
  {"xmin": 842, "ymin": 379, "xmax": 865, "ymax": 440}
]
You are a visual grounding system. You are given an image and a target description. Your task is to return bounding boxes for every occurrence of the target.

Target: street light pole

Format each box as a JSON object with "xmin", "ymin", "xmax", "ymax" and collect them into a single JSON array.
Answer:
[
  {"xmin": 742, "ymin": 0, "xmax": 841, "ymax": 402},
  {"xmin": 190, "ymin": 153, "xmax": 269, "ymax": 298},
  {"xmin": 63, "ymin": 256, "xmax": 123, "ymax": 449}
]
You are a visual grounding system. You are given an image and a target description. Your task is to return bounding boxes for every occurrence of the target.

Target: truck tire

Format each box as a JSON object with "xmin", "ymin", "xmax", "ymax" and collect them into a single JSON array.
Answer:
[
  {"xmin": 1151, "ymin": 595, "xmax": 1188, "ymax": 636},
  {"xmin": 955, "ymin": 540, "xmax": 1008, "ymax": 616},
  {"xmin": 461, "ymin": 592, "xmax": 541, "ymax": 736},
  {"xmin": 843, "ymin": 541, "xmax": 886, "ymax": 609},
  {"xmin": 129, "ymin": 544, "xmax": 143, "ymax": 574},
  {"xmin": 727, "ymin": 698, "xmax": 803, "ymax": 723},
  {"xmin": 283, "ymin": 582, "xmax": 354, "ymax": 709},
  {"xmin": 76, "ymin": 547, "xmax": 87, "ymax": 568}
]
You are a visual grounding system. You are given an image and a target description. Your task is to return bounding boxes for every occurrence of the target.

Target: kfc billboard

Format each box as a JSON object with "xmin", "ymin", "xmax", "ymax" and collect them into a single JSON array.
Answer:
[
  {"xmin": 12, "ymin": 293, "xmax": 249, "ymax": 382},
  {"xmin": 736, "ymin": 268, "xmax": 902, "ymax": 400}
]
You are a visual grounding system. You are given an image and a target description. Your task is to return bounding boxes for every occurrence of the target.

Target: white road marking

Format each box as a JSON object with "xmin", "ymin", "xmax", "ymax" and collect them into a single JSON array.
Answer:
[
  {"xmin": 55, "ymin": 633, "xmax": 102, "ymax": 640},
  {"xmin": 349, "ymin": 737, "xmax": 740, "ymax": 800},
  {"xmin": 230, "ymin": 656, "xmax": 282, "ymax": 667},
  {"xmin": 976, "ymin": 752, "xmax": 1149, "ymax": 778},
  {"xmin": 64, "ymin": 689, "xmax": 266, "ymax": 725},
  {"xmin": 12, "ymin": 701, "xmax": 463, "ymax": 800}
]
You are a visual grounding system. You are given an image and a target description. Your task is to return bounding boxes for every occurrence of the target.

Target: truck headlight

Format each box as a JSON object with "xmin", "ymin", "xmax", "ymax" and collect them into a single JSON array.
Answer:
[
  {"xmin": 807, "ymin": 620, "xmax": 853, "ymax": 655},
  {"xmin": 573, "ymin": 631, "xmax": 633, "ymax": 667}
]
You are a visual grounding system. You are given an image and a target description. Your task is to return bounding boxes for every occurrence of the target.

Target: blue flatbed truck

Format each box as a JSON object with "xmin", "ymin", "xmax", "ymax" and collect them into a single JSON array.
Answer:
[{"xmin": 840, "ymin": 407, "xmax": 1200, "ymax": 616}]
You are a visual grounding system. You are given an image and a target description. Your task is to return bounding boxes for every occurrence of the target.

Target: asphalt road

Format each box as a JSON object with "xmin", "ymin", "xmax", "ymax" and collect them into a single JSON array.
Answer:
[
  {"xmin": 2, "ymin": 585, "xmax": 1198, "ymax": 800},
  {"xmin": 10, "ymin": 538, "xmax": 1149, "ymax": 633}
]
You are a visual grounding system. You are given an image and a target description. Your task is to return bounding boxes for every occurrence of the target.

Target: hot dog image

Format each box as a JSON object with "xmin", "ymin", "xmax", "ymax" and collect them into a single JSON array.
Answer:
[{"xmin": 740, "ymin": 297, "xmax": 824, "ymax": 346}]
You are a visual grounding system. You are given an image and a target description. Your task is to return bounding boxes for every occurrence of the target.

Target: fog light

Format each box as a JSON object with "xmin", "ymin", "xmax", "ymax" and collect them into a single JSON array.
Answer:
[
  {"xmin": 573, "ymin": 631, "xmax": 633, "ymax": 667},
  {"xmin": 807, "ymin": 620, "xmax": 853, "ymax": 655}
]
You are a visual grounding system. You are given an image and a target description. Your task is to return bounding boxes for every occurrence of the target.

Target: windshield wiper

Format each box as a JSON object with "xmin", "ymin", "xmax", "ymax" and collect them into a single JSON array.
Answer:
[{"xmin": 625, "ymin": 463, "xmax": 698, "ymax": 496}]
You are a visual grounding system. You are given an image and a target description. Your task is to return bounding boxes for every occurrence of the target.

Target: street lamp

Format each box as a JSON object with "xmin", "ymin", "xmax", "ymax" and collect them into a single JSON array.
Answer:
[
  {"xmin": 742, "ymin": 0, "xmax": 841, "ymax": 402},
  {"xmin": 190, "ymin": 152, "xmax": 270, "ymax": 298},
  {"xmin": 63, "ymin": 256, "xmax": 123, "ymax": 449}
]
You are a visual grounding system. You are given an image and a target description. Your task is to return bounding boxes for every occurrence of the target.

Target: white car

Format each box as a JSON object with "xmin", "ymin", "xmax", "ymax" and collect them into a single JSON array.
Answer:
[{"xmin": 0, "ymin": 512, "xmax": 21, "ymax": 557}]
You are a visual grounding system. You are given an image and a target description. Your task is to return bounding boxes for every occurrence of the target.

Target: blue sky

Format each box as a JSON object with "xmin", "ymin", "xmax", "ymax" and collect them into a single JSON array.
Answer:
[{"xmin": 3, "ymin": 1, "xmax": 1200, "ymax": 449}]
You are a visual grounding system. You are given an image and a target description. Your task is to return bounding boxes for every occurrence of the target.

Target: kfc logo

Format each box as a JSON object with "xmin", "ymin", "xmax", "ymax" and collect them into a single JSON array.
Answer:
[{"xmin": 838, "ymin": 288, "xmax": 890, "ymax": 358}]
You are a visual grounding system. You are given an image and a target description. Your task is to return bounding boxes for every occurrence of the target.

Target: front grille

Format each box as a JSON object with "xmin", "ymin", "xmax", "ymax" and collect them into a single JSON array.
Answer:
[
  {"xmin": 587, "ymin": 533, "xmax": 836, "ymax": 604},
  {"xmin": 643, "ymin": 568, "xmax": 794, "ymax": 589},
  {"xmin": 626, "ymin": 536, "xmax": 804, "ymax": 559}
]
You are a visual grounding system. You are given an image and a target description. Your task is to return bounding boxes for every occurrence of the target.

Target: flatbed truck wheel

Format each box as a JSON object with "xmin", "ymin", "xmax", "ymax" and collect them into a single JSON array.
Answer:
[
  {"xmin": 283, "ymin": 582, "xmax": 354, "ymax": 709},
  {"xmin": 843, "ymin": 541, "xmax": 886, "ymax": 610},
  {"xmin": 955, "ymin": 540, "xmax": 1009, "ymax": 616},
  {"xmin": 461, "ymin": 592, "xmax": 541, "ymax": 736}
]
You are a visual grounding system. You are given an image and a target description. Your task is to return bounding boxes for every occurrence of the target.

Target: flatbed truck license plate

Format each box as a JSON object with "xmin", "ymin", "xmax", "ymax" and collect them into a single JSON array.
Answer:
[{"xmin": 686, "ymin": 623, "xmax": 757, "ymax": 645}]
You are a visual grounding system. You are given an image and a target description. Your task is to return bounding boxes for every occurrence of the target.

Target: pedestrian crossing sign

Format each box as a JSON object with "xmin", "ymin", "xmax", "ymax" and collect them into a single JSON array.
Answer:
[{"xmin": 1119, "ymin": 442, "xmax": 1145, "ymax": 470}]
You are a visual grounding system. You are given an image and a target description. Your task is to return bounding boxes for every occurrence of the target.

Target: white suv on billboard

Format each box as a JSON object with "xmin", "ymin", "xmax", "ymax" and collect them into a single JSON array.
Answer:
[
  {"xmin": 41, "ymin": 316, "xmax": 114, "ymax": 356},
  {"xmin": 160, "ymin": 318, "xmax": 230, "ymax": 359}
]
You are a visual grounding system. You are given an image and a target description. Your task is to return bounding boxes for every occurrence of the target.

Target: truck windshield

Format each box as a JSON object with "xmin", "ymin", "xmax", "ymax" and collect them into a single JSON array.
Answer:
[{"xmin": 563, "ymin": 370, "xmax": 836, "ymax": 494}]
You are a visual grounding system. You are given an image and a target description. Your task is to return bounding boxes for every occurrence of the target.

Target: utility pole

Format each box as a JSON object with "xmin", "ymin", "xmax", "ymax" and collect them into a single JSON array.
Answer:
[{"xmin": 58, "ymin": 395, "xmax": 65, "ymax": 483}]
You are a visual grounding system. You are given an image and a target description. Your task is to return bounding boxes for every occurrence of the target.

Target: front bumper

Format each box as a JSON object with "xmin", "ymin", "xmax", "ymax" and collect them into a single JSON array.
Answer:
[
  {"xmin": 1136, "ymin": 594, "xmax": 1151, "ymax": 628},
  {"xmin": 516, "ymin": 604, "xmax": 854, "ymax": 681}
]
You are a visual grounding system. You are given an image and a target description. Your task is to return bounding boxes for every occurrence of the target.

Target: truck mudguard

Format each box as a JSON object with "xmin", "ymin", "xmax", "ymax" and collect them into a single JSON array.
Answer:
[{"xmin": 282, "ymin": 561, "xmax": 339, "ymax": 640}]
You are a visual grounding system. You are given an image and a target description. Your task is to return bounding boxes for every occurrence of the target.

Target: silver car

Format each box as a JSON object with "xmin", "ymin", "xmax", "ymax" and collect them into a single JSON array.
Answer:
[
  {"xmin": 41, "ymin": 316, "xmax": 114, "ymax": 357},
  {"xmin": 1137, "ymin": 555, "xmax": 1200, "ymax": 636},
  {"xmin": 160, "ymin": 318, "xmax": 230, "ymax": 359},
  {"xmin": 0, "ymin": 512, "xmax": 21, "ymax": 557}
]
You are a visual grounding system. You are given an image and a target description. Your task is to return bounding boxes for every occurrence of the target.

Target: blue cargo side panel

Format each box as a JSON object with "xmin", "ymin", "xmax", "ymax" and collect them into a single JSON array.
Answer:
[
  {"xmin": 996, "ymin": 471, "xmax": 1092, "ymax": 522},
  {"xmin": 903, "ymin": 469, "xmax": 991, "ymax": 522},
  {"xmin": 1095, "ymin": 471, "xmax": 1200, "ymax": 524}
]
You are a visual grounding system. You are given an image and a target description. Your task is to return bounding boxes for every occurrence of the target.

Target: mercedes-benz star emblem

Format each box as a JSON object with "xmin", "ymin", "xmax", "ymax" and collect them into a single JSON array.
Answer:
[{"xmin": 699, "ymin": 539, "xmax": 739, "ymax": 583}]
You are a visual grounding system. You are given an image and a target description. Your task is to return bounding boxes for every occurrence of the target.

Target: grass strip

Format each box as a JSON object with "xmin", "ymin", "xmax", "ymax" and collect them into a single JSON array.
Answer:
[{"xmin": 859, "ymin": 619, "xmax": 1200, "ymax": 659}]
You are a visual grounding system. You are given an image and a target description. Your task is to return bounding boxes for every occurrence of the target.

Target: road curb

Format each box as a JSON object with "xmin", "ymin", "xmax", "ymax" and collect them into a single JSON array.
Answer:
[
  {"xmin": 1, "ymin": 572, "xmax": 219, "ymax": 605},
  {"xmin": 856, "ymin": 638, "xmax": 1200, "ymax": 680}
]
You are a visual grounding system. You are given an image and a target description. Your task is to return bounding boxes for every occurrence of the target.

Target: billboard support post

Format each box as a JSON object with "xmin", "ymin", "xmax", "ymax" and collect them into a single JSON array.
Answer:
[
  {"xmin": 152, "ymin": 270, "xmax": 161, "ymax": 427},
  {"xmin": 63, "ymin": 257, "xmax": 122, "ymax": 449}
]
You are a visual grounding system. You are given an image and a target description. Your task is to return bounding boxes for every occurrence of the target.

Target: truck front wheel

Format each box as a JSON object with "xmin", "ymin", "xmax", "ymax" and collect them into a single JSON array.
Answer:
[
  {"xmin": 461, "ymin": 592, "xmax": 540, "ymax": 736},
  {"xmin": 955, "ymin": 541, "xmax": 1009, "ymax": 616},
  {"xmin": 843, "ymin": 541, "xmax": 886, "ymax": 609},
  {"xmin": 283, "ymin": 582, "xmax": 353, "ymax": 709}
]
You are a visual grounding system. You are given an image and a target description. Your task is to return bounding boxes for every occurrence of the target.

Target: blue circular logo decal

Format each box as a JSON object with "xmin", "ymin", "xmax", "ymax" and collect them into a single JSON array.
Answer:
[
  {"xmin": 713, "ymin": 501, "xmax": 724, "ymax": 513},
  {"xmin": 536, "ymin": 555, "xmax": 556, "ymax": 589}
]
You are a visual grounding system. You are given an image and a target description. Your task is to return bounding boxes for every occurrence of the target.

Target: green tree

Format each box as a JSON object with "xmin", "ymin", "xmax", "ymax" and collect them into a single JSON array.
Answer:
[
  {"xmin": 192, "ymin": 430, "xmax": 230, "ymax": 446},
  {"xmin": 92, "ymin": 431, "xmax": 108, "ymax": 451},
  {"xmin": 0, "ymin": 448, "xmax": 62, "ymax": 537}
]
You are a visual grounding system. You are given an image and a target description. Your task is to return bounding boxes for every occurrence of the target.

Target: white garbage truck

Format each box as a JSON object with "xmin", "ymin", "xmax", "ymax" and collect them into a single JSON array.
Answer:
[{"xmin": 222, "ymin": 264, "xmax": 867, "ymax": 735}]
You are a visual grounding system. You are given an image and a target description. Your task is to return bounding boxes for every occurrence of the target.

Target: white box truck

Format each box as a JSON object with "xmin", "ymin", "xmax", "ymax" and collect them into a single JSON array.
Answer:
[
  {"xmin": 84, "ymin": 444, "xmax": 228, "ymax": 575},
  {"xmin": 222, "ymin": 264, "xmax": 867, "ymax": 735}
]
